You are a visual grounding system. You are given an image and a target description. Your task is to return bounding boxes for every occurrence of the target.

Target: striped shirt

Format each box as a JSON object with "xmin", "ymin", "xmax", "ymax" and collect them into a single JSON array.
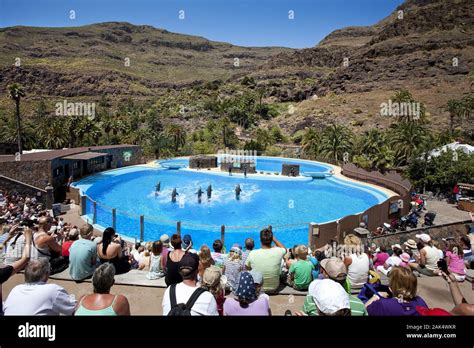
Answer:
[{"xmin": 303, "ymin": 294, "xmax": 367, "ymax": 316}]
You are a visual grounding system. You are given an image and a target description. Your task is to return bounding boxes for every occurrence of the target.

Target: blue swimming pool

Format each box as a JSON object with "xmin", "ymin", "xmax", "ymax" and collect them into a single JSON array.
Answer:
[{"xmin": 73, "ymin": 156, "xmax": 388, "ymax": 249}]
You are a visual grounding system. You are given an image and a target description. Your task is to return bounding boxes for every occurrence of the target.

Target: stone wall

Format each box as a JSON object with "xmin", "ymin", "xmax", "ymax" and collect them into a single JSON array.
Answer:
[
  {"xmin": 0, "ymin": 175, "xmax": 48, "ymax": 203},
  {"xmin": 220, "ymin": 162, "xmax": 256, "ymax": 174},
  {"xmin": 189, "ymin": 155, "xmax": 217, "ymax": 169},
  {"xmin": 282, "ymin": 164, "xmax": 300, "ymax": 177},
  {"xmin": 0, "ymin": 160, "xmax": 52, "ymax": 188}
]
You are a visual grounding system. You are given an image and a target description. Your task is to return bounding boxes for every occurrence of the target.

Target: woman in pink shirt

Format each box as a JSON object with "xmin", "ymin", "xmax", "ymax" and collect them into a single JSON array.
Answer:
[
  {"xmin": 373, "ymin": 245, "xmax": 389, "ymax": 269},
  {"xmin": 445, "ymin": 240, "xmax": 465, "ymax": 282}
]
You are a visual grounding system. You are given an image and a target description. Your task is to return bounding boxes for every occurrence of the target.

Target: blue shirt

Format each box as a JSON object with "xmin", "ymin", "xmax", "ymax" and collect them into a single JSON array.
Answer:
[
  {"xmin": 309, "ymin": 257, "xmax": 320, "ymax": 280},
  {"xmin": 69, "ymin": 239, "xmax": 97, "ymax": 280}
]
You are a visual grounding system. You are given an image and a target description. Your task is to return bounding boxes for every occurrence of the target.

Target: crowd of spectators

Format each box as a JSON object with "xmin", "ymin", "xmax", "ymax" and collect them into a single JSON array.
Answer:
[{"xmin": 1, "ymin": 189, "xmax": 474, "ymax": 316}]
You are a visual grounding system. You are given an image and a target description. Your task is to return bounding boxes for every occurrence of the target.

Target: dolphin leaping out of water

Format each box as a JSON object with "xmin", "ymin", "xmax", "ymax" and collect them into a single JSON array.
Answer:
[
  {"xmin": 171, "ymin": 188, "xmax": 179, "ymax": 203},
  {"xmin": 235, "ymin": 184, "xmax": 242, "ymax": 200},
  {"xmin": 196, "ymin": 187, "xmax": 203, "ymax": 204},
  {"xmin": 206, "ymin": 184, "xmax": 212, "ymax": 200},
  {"xmin": 155, "ymin": 181, "xmax": 161, "ymax": 196}
]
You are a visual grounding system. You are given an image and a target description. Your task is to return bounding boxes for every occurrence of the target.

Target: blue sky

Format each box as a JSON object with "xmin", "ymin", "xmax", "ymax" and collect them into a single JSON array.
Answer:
[{"xmin": 0, "ymin": 0, "xmax": 405, "ymax": 48}]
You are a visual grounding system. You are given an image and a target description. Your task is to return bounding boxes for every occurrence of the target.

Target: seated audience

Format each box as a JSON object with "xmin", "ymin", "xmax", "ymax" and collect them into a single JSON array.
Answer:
[
  {"xmin": 409, "ymin": 233, "xmax": 440, "ymax": 276},
  {"xmin": 445, "ymin": 240, "xmax": 466, "ymax": 282},
  {"xmin": 165, "ymin": 234, "xmax": 186, "ymax": 286},
  {"xmin": 201, "ymin": 265, "xmax": 226, "ymax": 316},
  {"xmin": 138, "ymin": 242, "xmax": 152, "ymax": 271},
  {"xmin": 61, "ymin": 227, "xmax": 79, "ymax": 260},
  {"xmin": 223, "ymin": 272, "xmax": 271, "ymax": 316},
  {"xmin": 198, "ymin": 245, "xmax": 215, "ymax": 280},
  {"xmin": 376, "ymin": 247, "xmax": 403, "ymax": 276},
  {"xmin": 75, "ymin": 263, "xmax": 130, "ymax": 316},
  {"xmin": 4, "ymin": 258, "xmax": 77, "ymax": 315},
  {"xmin": 162, "ymin": 253, "xmax": 218, "ymax": 316},
  {"xmin": 241, "ymin": 238, "xmax": 254, "ymax": 270},
  {"xmin": 146, "ymin": 240, "xmax": 165, "ymax": 280},
  {"xmin": 366, "ymin": 266, "xmax": 428, "ymax": 316},
  {"xmin": 69, "ymin": 224, "xmax": 97, "ymax": 281},
  {"xmin": 211, "ymin": 239, "xmax": 226, "ymax": 268},
  {"xmin": 96, "ymin": 227, "xmax": 130, "ymax": 275},
  {"xmin": 288, "ymin": 245, "xmax": 314, "ymax": 290},
  {"xmin": 223, "ymin": 246, "xmax": 242, "ymax": 292},
  {"xmin": 245, "ymin": 228, "xmax": 286, "ymax": 293},
  {"xmin": 300, "ymin": 257, "xmax": 367, "ymax": 316},
  {"xmin": 303, "ymin": 278, "xmax": 351, "ymax": 316},
  {"xmin": 343, "ymin": 234, "xmax": 369, "ymax": 293},
  {"xmin": 373, "ymin": 245, "xmax": 389, "ymax": 269}
]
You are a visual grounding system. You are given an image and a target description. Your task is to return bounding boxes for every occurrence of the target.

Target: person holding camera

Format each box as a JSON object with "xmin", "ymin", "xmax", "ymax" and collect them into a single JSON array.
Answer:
[{"xmin": 96, "ymin": 227, "xmax": 131, "ymax": 275}]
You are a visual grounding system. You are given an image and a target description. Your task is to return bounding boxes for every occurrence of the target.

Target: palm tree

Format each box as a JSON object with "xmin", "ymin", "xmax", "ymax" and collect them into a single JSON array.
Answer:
[
  {"xmin": 301, "ymin": 128, "xmax": 321, "ymax": 158},
  {"xmin": 217, "ymin": 116, "xmax": 231, "ymax": 147},
  {"xmin": 38, "ymin": 117, "xmax": 69, "ymax": 149},
  {"xmin": 320, "ymin": 123, "xmax": 352, "ymax": 162},
  {"xmin": 389, "ymin": 122, "xmax": 429, "ymax": 166},
  {"xmin": 7, "ymin": 83, "xmax": 25, "ymax": 154},
  {"xmin": 255, "ymin": 128, "xmax": 273, "ymax": 150},
  {"xmin": 165, "ymin": 124, "xmax": 186, "ymax": 152},
  {"xmin": 151, "ymin": 133, "xmax": 172, "ymax": 159},
  {"xmin": 443, "ymin": 99, "xmax": 463, "ymax": 133}
]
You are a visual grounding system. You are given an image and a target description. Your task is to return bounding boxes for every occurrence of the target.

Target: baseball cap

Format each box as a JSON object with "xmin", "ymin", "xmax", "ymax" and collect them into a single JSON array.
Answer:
[
  {"xmin": 182, "ymin": 234, "xmax": 192, "ymax": 249},
  {"xmin": 391, "ymin": 244, "xmax": 402, "ymax": 250},
  {"xmin": 308, "ymin": 279, "xmax": 350, "ymax": 315},
  {"xmin": 320, "ymin": 257, "xmax": 347, "ymax": 282},
  {"xmin": 179, "ymin": 252, "xmax": 199, "ymax": 273},
  {"xmin": 160, "ymin": 234, "xmax": 170, "ymax": 244},
  {"xmin": 202, "ymin": 265, "xmax": 225, "ymax": 289},
  {"xmin": 416, "ymin": 233, "xmax": 431, "ymax": 243}
]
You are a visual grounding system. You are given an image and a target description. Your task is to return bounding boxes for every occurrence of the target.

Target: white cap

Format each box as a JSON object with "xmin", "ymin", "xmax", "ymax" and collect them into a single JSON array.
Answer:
[
  {"xmin": 391, "ymin": 244, "xmax": 402, "ymax": 250},
  {"xmin": 415, "ymin": 233, "xmax": 431, "ymax": 243},
  {"xmin": 308, "ymin": 279, "xmax": 350, "ymax": 315}
]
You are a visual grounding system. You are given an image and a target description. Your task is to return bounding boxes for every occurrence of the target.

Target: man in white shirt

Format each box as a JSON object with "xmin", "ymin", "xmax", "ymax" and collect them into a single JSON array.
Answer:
[
  {"xmin": 162, "ymin": 253, "xmax": 218, "ymax": 316},
  {"xmin": 4, "ymin": 258, "xmax": 76, "ymax": 315}
]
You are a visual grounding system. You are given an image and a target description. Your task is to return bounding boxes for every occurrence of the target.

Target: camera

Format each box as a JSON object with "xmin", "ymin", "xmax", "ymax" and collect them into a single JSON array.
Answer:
[{"xmin": 437, "ymin": 258, "xmax": 449, "ymax": 274}]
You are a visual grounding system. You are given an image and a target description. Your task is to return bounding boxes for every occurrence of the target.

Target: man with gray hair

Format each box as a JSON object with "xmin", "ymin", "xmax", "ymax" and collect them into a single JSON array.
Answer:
[{"xmin": 4, "ymin": 258, "xmax": 76, "ymax": 315}]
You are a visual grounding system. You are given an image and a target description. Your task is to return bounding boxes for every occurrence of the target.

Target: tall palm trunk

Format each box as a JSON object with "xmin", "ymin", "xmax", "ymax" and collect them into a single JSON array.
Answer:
[{"xmin": 15, "ymin": 99, "xmax": 23, "ymax": 154}]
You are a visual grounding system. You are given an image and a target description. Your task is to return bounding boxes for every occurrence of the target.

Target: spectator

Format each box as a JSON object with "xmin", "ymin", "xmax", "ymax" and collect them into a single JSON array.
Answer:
[
  {"xmin": 373, "ymin": 245, "xmax": 389, "ymax": 269},
  {"xmin": 61, "ymin": 228, "xmax": 79, "ymax": 260},
  {"xmin": 249, "ymin": 270, "xmax": 269, "ymax": 303},
  {"xmin": 160, "ymin": 234, "xmax": 171, "ymax": 271},
  {"xmin": 182, "ymin": 234, "xmax": 197, "ymax": 254},
  {"xmin": 69, "ymin": 224, "xmax": 97, "ymax": 281},
  {"xmin": 198, "ymin": 245, "xmax": 215, "ymax": 280},
  {"xmin": 201, "ymin": 265, "xmax": 226, "ymax": 316},
  {"xmin": 75, "ymin": 263, "xmax": 130, "ymax": 316},
  {"xmin": 34, "ymin": 216, "xmax": 62, "ymax": 260},
  {"xmin": 223, "ymin": 272, "xmax": 271, "ymax": 316},
  {"xmin": 162, "ymin": 253, "xmax": 218, "ymax": 316},
  {"xmin": 211, "ymin": 239, "xmax": 226, "ymax": 268},
  {"xmin": 301, "ymin": 257, "xmax": 367, "ymax": 316},
  {"xmin": 0, "ymin": 228, "xmax": 32, "ymax": 315},
  {"xmin": 445, "ymin": 240, "xmax": 466, "ymax": 282},
  {"xmin": 399, "ymin": 253, "xmax": 411, "ymax": 268},
  {"xmin": 139, "ymin": 242, "xmax": 152, "ymax": 271},
  {"xmin": 409, "ymin": 234, "xmax": 440, "ymax": 276},
  {"xmin": 165, "ymin": 234, "xmax": 186, "ymax": 286},
  {"xmin": 301, "ymin": 278, "xmax": 351, "ymax": 316},
  {"xmin": 376, "ymin": 247, "xmax": 403, "ymax": 276},
  {"xmin": 241, "ymin": 238, "xmax": 254, "ymax": 270},
  {"xmin": 366, "ymin": 266, "xmax": 428, "ymax": 316},
  {"xmin": 460, "ymin": 235, "xmax": 473, "ymax": 261},
  {"xmin": 146, "ymin": 240, "xmax": 165, "ymax": 280},
  {"xmin": 441, "ymin": 271, "xmax": 474, "ymax": 315},
  {"xmin": 343, "ymin": 234, "xmax": 369, "ymax": 294},
  {"xmin": 403, "ymin": 239, "xmax": 418, "ymax": 262},
  {"xmin": 97, "ymin": 227, "xmax": 130, "ymax": 275},
  {"xmin": 245, "ymin": 229, "xmax": 286, "ymax": 293},
  {"xmin": 223, "ymin": 246, "xmax": 242, "ymax": 292},
  {"xmin": 4, "ymin": 258, "xmax": 77, "ymax": 315},
  {"xmin": 287, "ymin": 245, "xmax": 314, "ymax": 290},
  {"xmin": 309, "ymin": 250, "xmax": 323, "ymax": 280}
]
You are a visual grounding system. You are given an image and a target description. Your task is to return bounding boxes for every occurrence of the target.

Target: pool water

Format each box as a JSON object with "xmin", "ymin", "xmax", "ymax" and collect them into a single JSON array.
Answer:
[{"xmin": 73, "ymin": 157, "xmax": 388, "ymax": 249}]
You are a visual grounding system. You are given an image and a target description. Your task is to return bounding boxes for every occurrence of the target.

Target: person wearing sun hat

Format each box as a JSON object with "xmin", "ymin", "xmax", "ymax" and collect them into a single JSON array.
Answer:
[
  {"xmin": 306, "ymin": 279, "xmax": 350, "ymax": 316},
  {"xmin": 223, "ymin": 246, "xmax": 243, "ymax": 292},
  {"xmin": 201, "ymin": 265, "xmax": 226, "ymax": 316},
  {"xmin": 299, "ymin": 257, "xmax": 367, "ymax": 316},
  {"xmin": 408, "ymin": 233, "xmax": 440, "ymax": 276},
  {"xmin": 223, "ymin": 272, "xmax": 270, "ymax": 316}
]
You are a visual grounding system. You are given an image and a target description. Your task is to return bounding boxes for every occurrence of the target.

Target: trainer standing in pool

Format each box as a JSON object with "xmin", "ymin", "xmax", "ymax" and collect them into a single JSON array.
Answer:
[
  {"xmin": 196, "ymin": 187, "xmax": 203, "ymax": 204},
  {"xmin": 206, "ymin": 184, "xmax": 212, "ymax": 200},
  {"xmin": 171, "ymin": 188, "xmax": 179, "ymax": 203},
  {"xmin": 243, "ymin": 166, "xmax": 247, "ymax": 178},
  {"xmin": 228, "ymin": 166, "xmax": 232, "ymax": 176},
  {"xmin": 235, "ymin": 184, "xmax": 242, "ymax": 200}
]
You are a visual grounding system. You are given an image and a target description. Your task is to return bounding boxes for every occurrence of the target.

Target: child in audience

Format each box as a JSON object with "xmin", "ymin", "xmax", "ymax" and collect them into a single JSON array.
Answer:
[
  {"xmin": 445, "ymin": 240, "xmax": 466, "ymax": 282},
  {"xmin": 288, "ymin": 245, "xmax": 314, "ymax": 290}
]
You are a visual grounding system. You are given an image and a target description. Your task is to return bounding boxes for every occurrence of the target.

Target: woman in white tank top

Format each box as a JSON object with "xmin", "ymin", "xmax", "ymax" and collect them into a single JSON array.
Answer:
[{"xmin": 343, "ymin": 234, "xmax": 369, "ymax": 293}]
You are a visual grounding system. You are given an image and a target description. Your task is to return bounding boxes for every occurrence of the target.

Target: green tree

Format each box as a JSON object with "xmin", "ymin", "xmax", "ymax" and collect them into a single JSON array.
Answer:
[
  {"xmin": 7, "ymin": 83, "xmax": 25, "ymax": 154},
  {"xmin": 301, "ymin": 128, "xmax": 321, "ymax": 158},
  {"xmin": 389, "ymin": 122, "xmax": 429, "ymax": 166},
  {"xmin": 165, "ymin": 124, "xmax": 186, "ymax": 152},
  {"xmin": 320, "ymin": 123, "xmax": 352, "ymax": 162}
]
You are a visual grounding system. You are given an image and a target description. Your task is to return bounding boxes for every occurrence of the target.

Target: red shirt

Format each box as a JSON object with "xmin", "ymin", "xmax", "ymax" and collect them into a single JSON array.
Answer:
[{"xmin": 62, "ymin": 240, "xmax": 75, "ymax": 257}]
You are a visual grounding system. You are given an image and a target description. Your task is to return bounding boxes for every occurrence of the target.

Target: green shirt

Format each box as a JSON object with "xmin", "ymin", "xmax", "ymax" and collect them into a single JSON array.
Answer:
[
  {"xmin": 289, "ymin": 259, "xmax": 314, "ymax": 290},
  {"xmin": 303, "ymin": 294, "xmax": 367, "ymax": 316},
  {"xmin": 245, "ymin": 247, "xmax": 286, "ymax": 292}
]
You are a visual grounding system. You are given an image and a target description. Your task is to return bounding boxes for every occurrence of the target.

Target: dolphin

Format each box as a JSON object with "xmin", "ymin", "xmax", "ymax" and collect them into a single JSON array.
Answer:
[
  {"xmin": 171, "ymin": 188, "xmax": 179, "ymax": 203},
  {"xmin": 235, "ymin": 184, "xmax": 242, "ymax": 200},
  {"xmin": 206, "ymin": 184, "xmax": 212, "ymax": 199}
]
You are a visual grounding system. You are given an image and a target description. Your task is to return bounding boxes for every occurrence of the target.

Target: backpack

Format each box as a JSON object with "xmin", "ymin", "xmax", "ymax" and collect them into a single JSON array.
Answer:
[{"xmin": 167, "ymin": 284, "xmax": 207, "ymax": 316}]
